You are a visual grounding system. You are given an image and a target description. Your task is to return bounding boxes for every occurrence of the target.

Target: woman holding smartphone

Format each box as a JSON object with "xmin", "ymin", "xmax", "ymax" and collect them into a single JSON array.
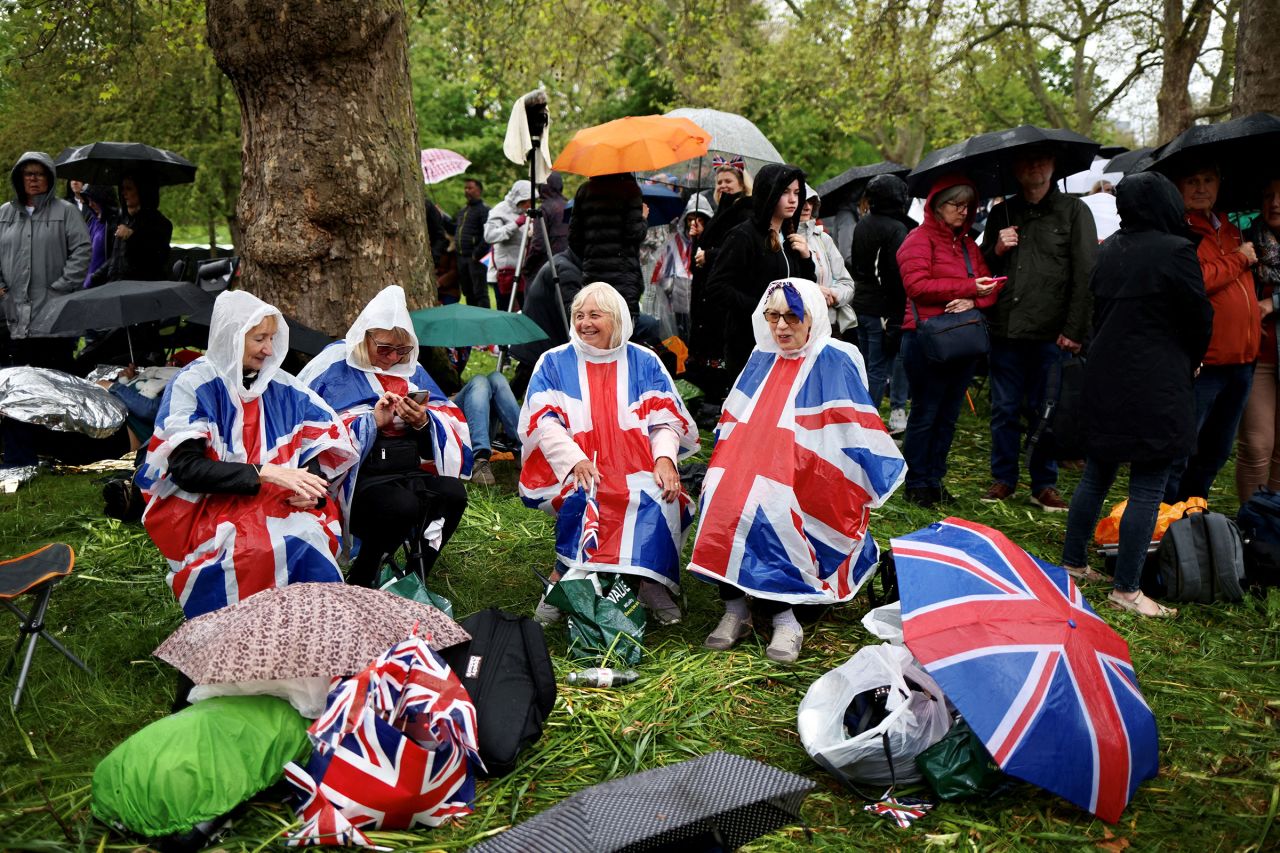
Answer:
[{"xmin": 300, "ymin": 286, "xmax": 473, "ymax": 587}]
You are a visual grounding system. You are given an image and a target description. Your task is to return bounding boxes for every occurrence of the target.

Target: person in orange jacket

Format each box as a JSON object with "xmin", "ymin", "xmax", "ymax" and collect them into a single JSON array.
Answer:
[{"xmin": 1165, "ymin": 160, "xmax": 1259, "ymax": 503}]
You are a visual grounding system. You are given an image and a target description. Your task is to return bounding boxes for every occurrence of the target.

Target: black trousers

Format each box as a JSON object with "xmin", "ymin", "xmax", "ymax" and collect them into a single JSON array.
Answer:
[
  {"xmin": 458, "ymin": 258, "xmax": 489, "ymax": 308},
  {"xmin": 347, "ymin": 473, "xmax": 467, "ymax": 587}
]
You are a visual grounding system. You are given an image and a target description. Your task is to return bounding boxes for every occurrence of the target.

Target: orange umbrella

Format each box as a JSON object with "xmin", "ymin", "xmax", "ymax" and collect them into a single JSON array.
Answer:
[{"xmin": 553, "ymin": 115, "xmax": 710, "ymax": 177}]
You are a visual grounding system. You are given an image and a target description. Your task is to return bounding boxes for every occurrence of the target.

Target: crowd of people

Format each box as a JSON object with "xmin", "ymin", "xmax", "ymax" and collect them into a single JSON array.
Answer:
[{"xmin": 5, "ymin": 140, "xmax": 1279, "ymax": 667}]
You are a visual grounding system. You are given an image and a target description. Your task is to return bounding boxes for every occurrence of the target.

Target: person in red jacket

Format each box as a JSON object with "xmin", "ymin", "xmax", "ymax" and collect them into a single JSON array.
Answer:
[
  {"xmin": 1165, "ymin": 162, "xmax": 1259, "ymax": 503},
  {"xmin": 896, "ymin": 175, "xmax": 1002, "ymax": 507}
]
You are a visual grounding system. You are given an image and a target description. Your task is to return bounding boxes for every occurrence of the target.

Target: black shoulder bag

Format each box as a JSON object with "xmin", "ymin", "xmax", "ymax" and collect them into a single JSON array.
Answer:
[{"xmin": 910, "ymin": 241, "xmax": 990, "ymax": 364}]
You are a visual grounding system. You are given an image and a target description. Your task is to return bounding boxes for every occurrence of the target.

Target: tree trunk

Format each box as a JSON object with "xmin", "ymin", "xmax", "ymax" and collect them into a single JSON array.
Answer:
[
  {"xmin": 1233, "ymin": 0, "xmax": 1280, "ymax": 117},
  {"xmin": 1157, "ymin": 0, "xmax": 1212, "ymax": 143},
  {"xmin": 206, "ymin": 0, "xmax": 432, "ymax": 335}
]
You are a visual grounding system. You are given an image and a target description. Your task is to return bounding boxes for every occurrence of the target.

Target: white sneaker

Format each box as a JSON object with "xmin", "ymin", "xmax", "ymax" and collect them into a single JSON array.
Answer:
[
  {"xmin": 887, "ymin": 408, "xmax": 908, "ymax": 435},
  {"xmin": 765, "ymin": 623, "xmax": 804, "ymax": 663},
  {"xmin": 704, "ymin": 611, "xmax": 753, "ymax": 650},
  {"xmin": 533, "ymin": 596, "xmax": 562, "ymax": 625},
  {"xmin": 637, "ymin": 580, "xmax": 682, "ymax": 625}
]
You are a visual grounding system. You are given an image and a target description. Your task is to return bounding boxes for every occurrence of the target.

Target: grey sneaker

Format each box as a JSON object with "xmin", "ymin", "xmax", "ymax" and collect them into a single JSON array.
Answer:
[
  {"xmin": 887, "ymin": 408, "xmax": 908, "ymax": 435},
  {"xmin": 533, "ymin": 596, "xmax": 562, "ymax": 625},
  {"xmin": 704, "ymin": 611, "xmax": 753, "ymax": 650},
  {"xmin": 471, "ymin": 458, "xmax": 496, "ymax": 486},
  {"xmin": 765, "ymin": 623, "xmax": 804, "ymax": 664},
  {"xmin": 637, "ymin": 580, "xmax": 682, "ymax": 625}
]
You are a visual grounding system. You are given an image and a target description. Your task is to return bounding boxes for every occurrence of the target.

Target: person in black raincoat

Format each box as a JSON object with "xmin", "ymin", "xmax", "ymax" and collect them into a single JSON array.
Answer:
[
  {"xmin": 850, "ymin": 173, "xmax": 914, "ymax": 410},
  {"xmin": 703, "ymin": 163, "xmax": 817, "ymax": 376},
  {"xmin": 568, "ymin": 172, "xmax": 647, "ymax": 314},
  {"xmin": 687, "ymin": 168, "xmax": 753, "ymax": 408},
  {"xmin": 1060, "ymin": 172, "xmax": 1213, "ymax": 617},
  {"xmin": 90, "ymin": 173, "xmax": 173, "ymax": 285}
]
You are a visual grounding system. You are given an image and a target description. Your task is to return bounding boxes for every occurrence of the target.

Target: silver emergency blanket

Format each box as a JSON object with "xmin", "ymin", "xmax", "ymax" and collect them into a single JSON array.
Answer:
[{"xmin": 0, "ymin": 367, "xmax": 127, "ymax": 438}]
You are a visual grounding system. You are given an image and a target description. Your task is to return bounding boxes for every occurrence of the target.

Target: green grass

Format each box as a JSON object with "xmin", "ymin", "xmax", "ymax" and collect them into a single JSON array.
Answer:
[{"xmin": 1, "ymin": 394, "xmax": 1278, "ymax": 852}]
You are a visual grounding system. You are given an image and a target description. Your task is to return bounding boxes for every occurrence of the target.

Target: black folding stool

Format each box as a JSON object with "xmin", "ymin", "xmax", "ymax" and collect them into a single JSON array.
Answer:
[{"xmin": 1, "ymin": 543, "xmax": 92, "ymax": 710}]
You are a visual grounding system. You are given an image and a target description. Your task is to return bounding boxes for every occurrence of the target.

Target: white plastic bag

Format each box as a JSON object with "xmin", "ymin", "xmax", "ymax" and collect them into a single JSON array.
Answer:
[
  {"xmin": 798, "ymin": 644, "xmax": 950, "ymax": 786},
  {"xmin": 860, "ymin": 601, "xmax": 904, "ymax": 645}
]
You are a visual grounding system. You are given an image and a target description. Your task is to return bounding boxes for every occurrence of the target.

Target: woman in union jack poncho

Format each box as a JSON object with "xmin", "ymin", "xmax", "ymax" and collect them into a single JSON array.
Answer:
[
  {"xmin": 518, "ymin": 281, "xmax": 700, "ymax": 626},
  {"xmin": 137, "ymin": 290, "xmax": 358, "ymax": 620},
  {"xmin": 299, "ymin": 285, "xmax": 472, "ymax": 588},
  {"xmin": 688, "ymin": 278, "xmax": 906, "ymax": 663}
]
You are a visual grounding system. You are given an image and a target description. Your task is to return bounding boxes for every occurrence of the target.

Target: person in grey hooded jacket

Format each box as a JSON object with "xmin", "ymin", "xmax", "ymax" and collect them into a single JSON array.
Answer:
[
  {"xmin": 0, "ymin": 152, "xmax": 91, "ymax": 366},
  {"xmin": 483, "ymin": 179, "xmax": 533, "ymax": 311}
]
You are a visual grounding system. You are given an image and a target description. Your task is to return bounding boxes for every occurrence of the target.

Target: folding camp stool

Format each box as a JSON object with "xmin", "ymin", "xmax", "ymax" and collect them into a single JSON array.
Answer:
[{"xmin": 1, "ymin": 543, "xmax": 92, "ymax": 710}]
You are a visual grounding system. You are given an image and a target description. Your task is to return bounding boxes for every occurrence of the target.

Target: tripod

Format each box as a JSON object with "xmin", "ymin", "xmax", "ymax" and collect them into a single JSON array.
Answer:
[{"xmin": 496, "ymin": 96, "xmax": 569, "ymax": 374}]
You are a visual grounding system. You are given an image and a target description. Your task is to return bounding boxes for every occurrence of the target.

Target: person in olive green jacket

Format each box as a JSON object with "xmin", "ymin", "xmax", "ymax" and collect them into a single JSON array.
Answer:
[{"xmin": 980, "ymin": 146, "xmax": 1097, "ymax": 512}]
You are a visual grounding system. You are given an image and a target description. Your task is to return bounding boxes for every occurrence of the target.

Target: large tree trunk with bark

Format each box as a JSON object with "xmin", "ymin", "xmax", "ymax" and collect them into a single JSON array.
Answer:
[
  {"xmin": 1233, "ymin": 0, "xmax": 1280, "ymax": 117},
  {"xmin": 1156, "ymin": 0, "xmax": 1212, "ymax": 144},
  {"xmin": 206, "ymin": 0, "xmax": 432, "ymax": 335}
]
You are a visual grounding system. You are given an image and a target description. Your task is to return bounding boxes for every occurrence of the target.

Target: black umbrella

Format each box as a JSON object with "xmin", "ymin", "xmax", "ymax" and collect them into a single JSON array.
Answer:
[
  {"xmin": 1105, "ymin": 146, "xmax": 1154, "ymax": 175},
  {"xmin": 186, "ymin": 303, "xmax": 334, "ymax": 357},
  {"xmin": 55, "ymin": 141, "xmax": 197, "ymax": 186},
  {"xmin": 47, "ymin": 279, "xmax": 214, "ymax": 362},
  {"xmin": 1098, "ymin": 144, "xmax": 1129, "ymax": 159},
  {"xmin": 470, "ymin": 751, "xmax": 816, "ymax": 853},
  {"xmin": 907, "ymin": 125, "xmax": 1100, "ymax": 198},
  {"xmin": 1143, "ymin": 112, "xmax": 1280, "ymax": 211},
  {"xmin": 816, "ymin": 161, "xmax": 910, "ymax": 207}
]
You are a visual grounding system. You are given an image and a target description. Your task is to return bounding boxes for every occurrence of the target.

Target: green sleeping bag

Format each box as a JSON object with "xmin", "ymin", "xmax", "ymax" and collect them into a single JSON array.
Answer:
[{"xmin": 92, "ymin": 695, "xmax": 311, "ymax": 837}]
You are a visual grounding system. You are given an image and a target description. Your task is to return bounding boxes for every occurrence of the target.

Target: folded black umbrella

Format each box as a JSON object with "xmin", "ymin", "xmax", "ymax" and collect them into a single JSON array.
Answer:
[
  {"xmin": 1106, "ymin": 146, "xmax": 1154, "ymax": 175},
  {"xmin": 907, "ymin": 125, "xmax": 1100, "ymax": 198},
  {"xmin": 471, "ymin": 751, "xmax": 815, "ymax": 853},
  {"xmin": 1143, "ymin": 112, "xmax": 1280, "ymax": 211},
  {"xmin": 55, "ymin": 141, "xmax": 197, "ymax": 186},
  {"xmin": 816, "ymin": 161, "xmax": 910, "ymax": 207}
]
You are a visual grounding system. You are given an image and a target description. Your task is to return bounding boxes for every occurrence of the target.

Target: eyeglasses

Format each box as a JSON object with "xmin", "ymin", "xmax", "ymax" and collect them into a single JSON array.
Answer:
[
  {"xmin": 373, "ymin": 342, "xmax": 413, "ymax": 357},
  {"xmin": 21, "ymin": 171, "xmax": 47, "ymax": 180},
  {"xmin": 762, "ymin": 310, "xmax": 802, "ymax": 326},
  {"xmin": 942, "ymin": 200, "xmax": 970, "ymax": 212}
]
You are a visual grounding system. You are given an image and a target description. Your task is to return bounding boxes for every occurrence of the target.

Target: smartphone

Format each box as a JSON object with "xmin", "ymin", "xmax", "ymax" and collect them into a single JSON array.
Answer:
[
  {"xmin": 986, "ymin": 276, "xmax": 1008, "ymax": 286},
  {"xmin": 408, "ymin": 389, "xmax": 431, "ymax": 404}
]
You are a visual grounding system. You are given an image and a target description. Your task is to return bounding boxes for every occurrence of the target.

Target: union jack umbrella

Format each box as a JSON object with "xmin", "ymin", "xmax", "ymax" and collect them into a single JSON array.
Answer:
[
  {"xmin": 284, "ymin": 632, "xmax": 483, "ymax": 846},
  {"xmin": 578, "ymin": 490, "xmax": 601, "ymax": 561},
  {"xmin": 891, "ymin": 518, "xmax": 1160, "ymax": 823},
  {"xmin": 420, "ymin": 148, "xmax": 471, "ymax": 185}
]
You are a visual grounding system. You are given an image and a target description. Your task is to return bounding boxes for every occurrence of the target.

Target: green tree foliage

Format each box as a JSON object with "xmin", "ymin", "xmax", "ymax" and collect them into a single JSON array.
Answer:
[{"xmin": 0, "ymin": 0, "xmax": 239, "ymax": 245}]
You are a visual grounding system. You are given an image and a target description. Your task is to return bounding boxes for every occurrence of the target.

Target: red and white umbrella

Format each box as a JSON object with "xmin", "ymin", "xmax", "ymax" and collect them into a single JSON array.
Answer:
[{"xmin": 420, "ymin": 148, "xmax": 471, "ymax": 184}]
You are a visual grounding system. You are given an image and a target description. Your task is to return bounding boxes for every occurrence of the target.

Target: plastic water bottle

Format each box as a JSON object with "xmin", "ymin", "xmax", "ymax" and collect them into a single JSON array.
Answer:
[{"xmin": 566, "ymin": 668, "xmax": 639, "ymax": 688}]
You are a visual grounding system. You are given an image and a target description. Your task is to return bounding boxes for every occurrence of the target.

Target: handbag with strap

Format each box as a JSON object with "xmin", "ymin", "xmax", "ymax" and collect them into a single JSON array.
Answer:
[{"xmin": 910, "ymin": 241, "xmax": 990, "ymax": 364}]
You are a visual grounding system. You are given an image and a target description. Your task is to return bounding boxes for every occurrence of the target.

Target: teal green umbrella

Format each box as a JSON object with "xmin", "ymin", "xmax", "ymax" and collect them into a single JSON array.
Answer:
[{"xmin": 410, "ymin": 302, "xmax": 549, "ymax": 347}]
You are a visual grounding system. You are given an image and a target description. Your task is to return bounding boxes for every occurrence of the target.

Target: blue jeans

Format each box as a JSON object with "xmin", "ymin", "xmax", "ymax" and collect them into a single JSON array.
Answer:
[
  {"xmin": 901, "ymin": 331, "xmax": 977, "ymax": 490},
  {"xmin": 1063, "ymin": 458, "xmax": 1172, "ymax": 592},
  {"xmin": 1165, "ymin": 362, "xmax": 1255, "ymax": 502},
  {"xmin": 856, "ymin": 313, "xmax": 891, "ymax": 410},
  {"xmin": 890, "ymin": 349, "xmax": 909, "ymax": 410},
  {"xmin": 455, "ymin": 372, "xmax": 521, "ymax": 454},
  {"xmin": 989, "ymin": 338, "xmax": 1062, "ymax": 492}
]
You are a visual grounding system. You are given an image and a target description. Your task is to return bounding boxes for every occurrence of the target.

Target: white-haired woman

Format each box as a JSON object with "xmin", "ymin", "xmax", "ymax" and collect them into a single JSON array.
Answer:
[
  {"xmin": 689, "ymin": 278, "xmax": 905, "ymax": 663},
  {"xmin": 137, "ymin": 290, "xmax": 358, "ymax": 619},
  {"xmin": 519, "ymin": 281, "xmax": 700, "ymax": 625}
]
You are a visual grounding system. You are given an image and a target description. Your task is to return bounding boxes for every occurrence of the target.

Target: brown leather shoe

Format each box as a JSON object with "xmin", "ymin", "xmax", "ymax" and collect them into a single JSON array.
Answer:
[
  {"xmin": 1030, "ymin": 486, "xmax": 1069, "ymax": 512},
  {"xmin": 980, "ymin": 482, "xmax": 1015, "ymax": 502}
]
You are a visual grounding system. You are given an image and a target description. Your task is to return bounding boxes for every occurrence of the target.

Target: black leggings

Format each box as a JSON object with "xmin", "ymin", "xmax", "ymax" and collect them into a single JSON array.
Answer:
[
  {"xmin": 347, "ymin": 474, "xmax": 467, "ymax": 587},
  {"xmin": 718, "ymin": 581, "xmax": 790, "ymax": 617}
]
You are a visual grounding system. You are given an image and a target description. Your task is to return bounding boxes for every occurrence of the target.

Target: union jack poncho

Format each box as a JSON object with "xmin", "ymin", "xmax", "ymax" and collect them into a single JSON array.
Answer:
[
  {"xmin": 298, "ymin": 286, "xmax": 473, "ymax": 551},
  {"xmin": 689, "ymin": 278, "xmax": 906, "ymax": 604},
  {"xmin": 284, "ymin": 632, "xmax": 482, "ymax": 846},
  {"xmin": 519, "ymin": 286, "xmax": 699, "ymax": 589},
  {"xmin": 137, "ymin": 291, "xmax": 358, "ymax": 620}
]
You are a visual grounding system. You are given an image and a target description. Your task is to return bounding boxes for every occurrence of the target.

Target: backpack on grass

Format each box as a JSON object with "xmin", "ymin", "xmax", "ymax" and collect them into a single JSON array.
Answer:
[
  {"xmin": 439, "ymin": 608, "xmax": 557, "ymax": 778},
  {"xmin": 1236, "ymin": 489, "xmax": 1280, "ymax": 589},
  {"xmin": 1153, "ymin": 511, "xmax": 1245, "ymax": 603}
]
